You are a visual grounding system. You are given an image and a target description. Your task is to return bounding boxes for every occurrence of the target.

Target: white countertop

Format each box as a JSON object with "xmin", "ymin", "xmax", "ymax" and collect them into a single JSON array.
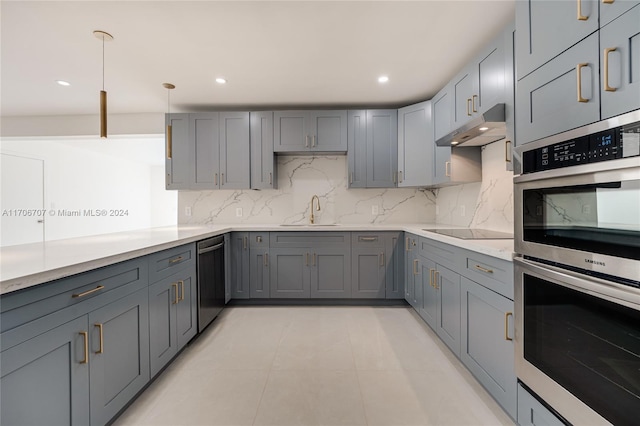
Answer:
[{"xmin": 0, "ymin": 223, "xmax": 513, "ymax": 295}]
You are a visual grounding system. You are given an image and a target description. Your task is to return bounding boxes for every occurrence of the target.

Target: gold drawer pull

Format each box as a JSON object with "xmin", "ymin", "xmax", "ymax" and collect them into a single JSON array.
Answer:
[
  {"xmin": 166, "ymin": 124, "xmax": 173, "ymax": 159},
  {"xmin": 467, "ymin": 98, "xmax": 472, "ymax": 116},
  {"xmin": 178, "ymin": 280, "xmax": 185, "ymax": 302},
  {"xmin": 172, "ymin": 283, "xmax": 179, "ymax": 304},
  {"xmin": 405, "ymin": 237, "xmax": 410, "ymax": 252},
  {"xmin": 577, "ymin": 0, "xmax": 588, "ymax": 20},
  {"xmin": 429, "ymin": 268, "xmax": 435, "ymax": 288},
  {"xmin": 434, "ymin": 271, "xmax": 439, "ymax": 290},
  {"xmin": 79, "ymin": 331, "xmax": 89, "ymax": 364},
  {"xmin": 359, "ymin": 237, "xmax": 378, "ymax": 242},
  {"xmin": 604, "ymin": 47, "xmax": 617, "ymax": 92},
  {"xmin": 94, "ymin": 324, "xmax": 104, "ymax": 354},
  {"xmin": 472, "ymin": 94, "xmax": 478, "ymax": 113},
  {"xmin": 379, "ymin": 252, "xmax": 385, "ymax": 266},
  {"xmin": 413, "ymin": 259, "xmax": 419, "ymax": 276},
  {"xmin": 576, "ymin": 63, "xmax": 589, "ymax": 103},
  {"xmin": 474, "ymin": 264, "xmax": 494, "ymax": 274},
  {"xmin": 505, "ymin": 312, "xmax": 513, "ymax": 341},
  {"xmin": 72, "ymin": 285, "xmax": 105, "ymax": 298},
  {"xmin": 602, "ymin": 0, "xmax": 614, "ymax": 3},
  {"xmin": 169, "ymin": 256, "xmax": 183, "ymax": 264}
]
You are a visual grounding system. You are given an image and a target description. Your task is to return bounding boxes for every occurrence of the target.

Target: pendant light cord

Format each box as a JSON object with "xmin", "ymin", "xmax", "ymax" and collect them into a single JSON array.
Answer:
[{"xmin": 102, "ymin": 36, "xmax": 105, "ymax": 91}]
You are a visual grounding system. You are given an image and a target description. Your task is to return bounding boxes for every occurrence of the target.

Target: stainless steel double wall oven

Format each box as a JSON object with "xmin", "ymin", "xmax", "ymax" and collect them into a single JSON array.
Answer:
[{"xmin": 513, "ymin": 110, "xmax": 640, "ymax": 425}]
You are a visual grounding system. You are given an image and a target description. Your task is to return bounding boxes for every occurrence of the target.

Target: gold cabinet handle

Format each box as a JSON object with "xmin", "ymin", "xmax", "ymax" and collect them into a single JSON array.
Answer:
[
  {"xmin": 72, "ymin": 285, "xmax": 105, "ymax": 298},
  {"xmin": 393, "ymin": 172, "xmax": 397, "ymax": 184},
  {"xmin": 429, "ymin": 268, "xmax": 435, "ymax": 288},
  {"xmin": 405, "ymin": 237, "xmax": 410, "ymax": 252},
  {"xmin": 445, "ymin": 161, "xmax": 451, "ymax": 177},
  {"xmin": 577, "ymin": 0, "xmax": 588, "ymax": 20},
  {"xmin": 413, "ymin": 259, "xmax": 419, "ymax": 276},
  {"xmin": 399, "ymin": 170, "xmax": 403, "ymax": 183},
  {"xmin": 243, "ymin": 236, "xmax": 248, "ymax": 250},
  {"xmin": 474, "ymin": 264, "xmax": 494, "ymax": 274},
  {"xmin": 221, "ymin": 173, "xmax": 225, "ymax": 186},
  {"xmin": 269, "ymin": 172, "xmax": 273, "ymax": 185},
  {"xmin": 434, "ymin": 271, "xmax": 440, "ymax": 290},
  {"xmin": 602, "ymin": 0, "xmax": 614, "ymax": 3},
  {"xmin": 467, "ymin": 98, "xmax": 472, "ymax": 116},
  {"xmin": 166, "ymin": 124, "xmax": 173, "ymax": 159},
  {"xmin": 305, "ymin": 252, "xmax": 309, "ymax": 266},
  {"xmin": 505, "ymin": 140, "xmax": 512, "ymax": 163},
  {"xmin": 257, "ymin": 235, "xmax": 262, "ymax": 243},
  {"xmin": 305, "ymin": 135, "xmax": 310, "ymax": 148},
  {"xmin": 178, "ymin": 280, "xmax": 185, "ymax": 302},
  {"xmin": 264, "ymin": 253, "xmax": 268, "ymax": 267},
  {"xmin": 604, "ymin": 47, "xmax": 617, "ymax": 92},
  {"xmin": 505, "ymin": 312, "xmax": 513, "ymax": 341},
  {"xmin": 472, "ymin": 94, "xmax": 478, "ymax": 113},
  {"xmin": 312, "ymin": 135, "xmax": 316, "ymax": 147},
  {"xmin": 350, "ymin": 172, "xmax": 353, "ymax": 184},
  {"xmin": 94, "ymin": 324, "xmax": 104, "ymax": 354},
  {"xmin": 379, "ymin": 252, "xmax": 385, "ymax": 266},
  {"xmin": 169, "ymin": 255, "xmax": 184, "ymax": 264},
  {"xmin": 312, "ymin": 253, "xmax": 316, "ymax": 267},
  {"xmin": 360, "ymin": 236, "xmax": 378, "ymax": 242},
  {"xmin": 172, "ymin": 282, "xmax": 179, "ymax": 304},
  {"xmin": 79, "ymin": 331, "xmax": 89, "ymax": 364},
  {"xmin": 576, "ymin": 63, "xmax": 589, "ymax": 103}
]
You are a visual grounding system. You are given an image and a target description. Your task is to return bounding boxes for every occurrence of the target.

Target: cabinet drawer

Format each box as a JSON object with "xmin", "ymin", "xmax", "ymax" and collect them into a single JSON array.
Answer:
[
  {"xmin": 517, "ymin": 384, "xmax": 566, "ymax": 426},
  {"xmin": 463, "ymin": 252, "xmax": 513, "ymax": 300},
  {"xmin": 417, "ymin": 237, "xmax": 460, "ymax": 270},
  {"xmin": 249, "ymin": 232, "xmax": 270, "ymax": 248},
  {"xmin": 351, "ymin": 232, "xmax": 386, "ymax": 247},
  {"xmin": 270, "ymin": 232, "xmax": 350, "ymax": 248},
  {"xmin": 1, "ymin": 258, "xmax": 148, "ymax": 337},
  {"xmin": 148, "ymin": 243, "xmax": 195, "ymax": 283}
]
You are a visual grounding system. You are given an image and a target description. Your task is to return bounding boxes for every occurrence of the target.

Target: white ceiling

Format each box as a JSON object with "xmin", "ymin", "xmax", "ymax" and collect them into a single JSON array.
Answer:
[{"xmin": 1, "ymin": 1, "xmax": 515, "ymax": 117}]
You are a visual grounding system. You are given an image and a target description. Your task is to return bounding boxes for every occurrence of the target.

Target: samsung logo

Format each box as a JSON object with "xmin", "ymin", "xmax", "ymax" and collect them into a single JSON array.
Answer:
[{"xmin": 585, "ymin": 259, "xmax": 606, "ymax": 267}]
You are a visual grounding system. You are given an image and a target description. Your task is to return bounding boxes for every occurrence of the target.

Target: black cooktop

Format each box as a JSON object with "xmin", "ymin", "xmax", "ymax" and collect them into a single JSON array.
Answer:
[{"xmin": 422, "ymin": 228, "xmax": 513, "ymax": 240}]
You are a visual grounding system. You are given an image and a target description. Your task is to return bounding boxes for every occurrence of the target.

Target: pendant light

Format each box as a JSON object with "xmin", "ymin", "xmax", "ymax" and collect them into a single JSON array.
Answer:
[
  {"xmin": 93, "ymin": 30, "xmax": 113, "ymax": 138},
  {"xmin": 163, "ymin": 83, "xmax": 176, "ymax": 159}
]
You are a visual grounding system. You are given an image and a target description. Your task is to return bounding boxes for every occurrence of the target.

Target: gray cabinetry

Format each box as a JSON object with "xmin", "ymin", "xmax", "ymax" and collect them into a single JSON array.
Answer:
[
  {"xmin": 230, "ymin": 232, "xmax": 250, "ymax": 299},
  {"xmin": 348, "ymin": 110, "xmax": 398, "ymax": 188},
  {"xmin": 219, "ymin": 112, "xmax": 251, "ymax": 189},
  {"xmin": 274, "ymin": 110, "xmax": 347, "ymax": 153},
  {"xmin": 351, "ymin": 233, "xmax": 387, "ymax": 299},
  {"xmin": 432, "ymin": 84, "xmax": 452, "ymax": 145},
  {"xmin": 517, "ymin": 384, "xmax": 565, "ymax": 426},
  {"xmin": 418, "ymin": 255, "xmax": 437, "ymax": 329},
  {"xmin": 310, "ymin": 247, "xmax": 351, "ymax": 298},
  {"xmin": 165, "ymin": 113, "xmax": 190, "ymax": 190},
  {"xmin": 461, "ymin": 277, "xmax": 516, "ymax": 419},
  {"xmin": 516, "ymin": 33, "xmax": 600, "ymax": 145},
  {"xmin": 600, "ymin": 4, "xmax": 640, "ymax": 119},
  {"xmin": 249, "ymin": 232, "xmax": 270, "ymax": 299},
  {"xmin": 269, "ymin": 248, "xmax": 310, "ymax": 298},
  {"xmin": 250, "ymin": 111, "xmax": 277, "ymax": 189},
  {"xmin": 600, "ymin": 0, "xmax": 640, "ymax": 26},
  {"xmin": 434, "ymin": 264, "xmax": 461, "ymax": 356},
  {"xmin": 385, "ymin": 232, "xmax": 404, "ymax": 299},
  {"xmin": 397, "ymin": 101, "xmax": 433, "ymax": 187},
  {"xmin": 191, "ymin": 112, "xmax": 219, "ymax": 189},
  {"xmin": 516, "ymin": 0, "xmax": 599, "ymax": 80}
]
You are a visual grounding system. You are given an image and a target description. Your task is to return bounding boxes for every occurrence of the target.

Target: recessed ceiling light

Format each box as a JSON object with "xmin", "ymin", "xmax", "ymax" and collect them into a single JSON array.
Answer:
[
  {"xmin": 56, "ymin": 80, "xmax": 71, "ymax": 86},
  {"xmin": 215, "ymin": 78, "xmax": 227, "ymax": 84},
  {"xmin": 479, "ymin": 127, "xmax": 489, "ymax": 131},
  {"xmin": 378, "ymin": 75, "xmax": 389, "ymax": 83},
  {"xmin": 451, "ymin": 141, "xmax": 459, "ymax": 146}
]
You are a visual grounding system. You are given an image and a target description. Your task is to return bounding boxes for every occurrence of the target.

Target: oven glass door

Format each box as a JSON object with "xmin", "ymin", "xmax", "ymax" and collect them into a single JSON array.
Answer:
[
  {"xmin": 524, "ymin": 273, "xmax": 640, "ymax": 425},
  {"xmin": 522, "ymin": 179, "xmax": 640, "ymax": 260}
]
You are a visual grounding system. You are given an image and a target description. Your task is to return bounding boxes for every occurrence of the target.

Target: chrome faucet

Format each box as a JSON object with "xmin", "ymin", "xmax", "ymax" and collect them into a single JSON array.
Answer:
[{"xmin": 310, "ymin": 195, "xmax": 321, "ymax": 224}]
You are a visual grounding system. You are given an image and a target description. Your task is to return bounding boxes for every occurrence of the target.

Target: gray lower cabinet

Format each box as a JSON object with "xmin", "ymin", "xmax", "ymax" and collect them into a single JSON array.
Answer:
[
  {"xmin": 385, "ymin": 232, "xmax": 405, "ymax": 299},
  {"xmin": 274, "ymin": 110, "xmax": 347, "ymax": 153},
  {"xmin": 249, "ymin": 231, "xmax": 271, "ymax": 299},
  {"xmin": 516, "ymin": 32, "xmax": 600, "ymax": 145},
  {"xmin": 269, "ymin": 248, "xmax": 311, "ymax": 298},
  {"xmin": 351, "ymin": 245, "xmax": 387, "ymax": 298},
  {"xmin": 418, "ymin": 255, "xmax": 437, "ymax": 328},
  {"xmin": 600, "ymin": 4, "xmax": 640, "ymax": 120},
  {"xmin": 230, "ymin": 232, "xmax": 250, "ymax": 299},
  {"xmin": 434, "ymin": 264, "xmax": 461, "ymax": 356},
  {"xmin": 397, "ymin": 101, "xmax": 433, "ymax": 187},
  {"xmin": 1, "ymin": 316, "xmax": 90, "ymax": 426},
  {"xmin": 405, "ymin": 249, "xmax": 422, "ymax": 310},
  {"xmin": 310, "ymin": 247, "xmax": 351, "ymax": 298},
  {"xmin": 460, "ymin": 276, "xmax": 516, "ymax": 419},
  {"xmin": 517, "ymin": 384, "xmax": 565, "ymax": 426},
  {"xmin": 148, "ymin": 266, "xmax": 197, "ymax": 378},
  {"xmin": 250, "ymin": 111, "xmax": 277, "ymax": 189}
]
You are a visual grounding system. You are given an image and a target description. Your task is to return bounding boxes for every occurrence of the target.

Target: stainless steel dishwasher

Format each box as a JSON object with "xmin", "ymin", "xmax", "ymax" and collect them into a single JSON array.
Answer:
[{"xmin": 197, "ymin": 235, "xmax": 225, "ymax": 332}]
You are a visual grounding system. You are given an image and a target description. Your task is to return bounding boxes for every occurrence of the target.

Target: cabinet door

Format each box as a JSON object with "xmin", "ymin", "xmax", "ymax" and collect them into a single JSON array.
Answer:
[
  {"xmin": 166, "ymin": 113, "xmax": 190, "ymax": 190},
  {"xmin": 404, "ymin": 236, "xmax": 417, "ymax": 302},
  {"xmin": 0, "ymin": 316, "xmax": 90, "ymax": 426},
  {"xmin": 347, "ymin": 110, "xmax": 367, "ymax": 188},
  {"xmin": 89, "ymin": 288, "xmax": 150, "ymax": 426},
  {"xmin": 517, "ymin": 384, "xmax": 564, "ymax": 426},
  {"xmin": 600, "ymin": 5, "xmax": 640, "ymax": 120},
  {"xmin": 176, "ymin": 273, "xmax": 197, "ymax": 349},
  {"xmin": 452, "ymin": 68, "xmax": 474, "ymax": 128},
  {"xmin": 309, "ymin": 110, "xmax": 348, "ymax": 152},
  {"xmin": 190, "ymin": 112, "xmax": 220, "ymax": 189},
  {"xmin": 351, "ymin": 246, "xmax": 386, "ymax": 299},
  {"xmin": 385, "ymin": 232, "xmax": 405, "ymax": 299},
  {"xmin": 220, "ymin": 112, "xmax": 250, "ymax": 189},
  {"xmin": 406, "ymin": 252, "xmax": 423, "ymax": 311},
  {"xmin": 435, "ymin": 265, "xmax": 461, "ymax": 356},
  {"xmin": 516, "ymin": 33, "xmax": 600, "ymax": 145},
  {"xmin": 474, "ymin": 37, "xmax": 505, "ymax": 113},
  {"xmin": 310, "ymin": 247, "xmax": 351, "ymax": 298},
  {"xmin": 273, "ymin": 111, "xmax": 309, "ymax": 152},
  {"xmin": 367, "ymin": 109, "xmax": 398, "ymax": 188},
  {"xmin": 600, "ymin": 0, "xmax": 640, "ymax": 26},
  {"xmin": 432, "ymin": 86, "xmax": 453, "ymax": 185},
  {"xmin": 397, "ymin": 101, "xmax": 433, "ymax": 187},
  {"xmin": 230, "ymin": 233, "xmax": 250, "ymax": 299},
  {"xmin": 516, "ymin": 0, "xmax": 599, "ymax": 80},
  {"xmin": 251, "ymin": 111, "xmax": 276, "ymax": 189},
  {"xmin": 269, "ymin": 248, "xmax": 310, "ymax": 298},
  {"xmin": 461, "ymin": 277, "xmax": 516, "ymax": 419},
  {"xmin": 418, "ymin": 256, "xmax": 437, "ymax": 329},
  {"xmin": 250, "ymin": 248, "xmax": 271, "ymax": 299},
  {"xmin": 149, "ymin": 277, "xmax": 178, "ymax": 377},
  {"xmin": 505, "ymin": 24, "xmax": 516, "ymax": 171}
]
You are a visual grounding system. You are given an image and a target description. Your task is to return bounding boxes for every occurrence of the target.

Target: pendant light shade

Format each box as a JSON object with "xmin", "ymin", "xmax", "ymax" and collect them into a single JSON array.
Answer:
[
  {"xmin": 163, "ymin": 83, "xmax": 176, "ymax": 159},
  {"xmin": 94, "ymin": 30, "xmax": 113, "ymax": 138}
]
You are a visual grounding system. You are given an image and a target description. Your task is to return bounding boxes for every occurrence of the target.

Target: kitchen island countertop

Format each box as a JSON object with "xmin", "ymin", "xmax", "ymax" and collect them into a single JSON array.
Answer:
[{"xmin": 0, "ymin": 223, "xmax": 513, "ymax": 295}]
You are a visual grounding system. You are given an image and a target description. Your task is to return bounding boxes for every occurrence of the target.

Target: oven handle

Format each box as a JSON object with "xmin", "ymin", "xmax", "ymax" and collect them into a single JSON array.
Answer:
[{"xmin": 514, "ymin": 257, "xmax": 640, "ymax": 310}]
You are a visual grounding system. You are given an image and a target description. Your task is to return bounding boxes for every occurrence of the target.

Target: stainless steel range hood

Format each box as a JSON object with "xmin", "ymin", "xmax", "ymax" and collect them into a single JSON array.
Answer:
[{"xmin": 435, "ymin": 103, "xmax": 506, "ymax": 147}]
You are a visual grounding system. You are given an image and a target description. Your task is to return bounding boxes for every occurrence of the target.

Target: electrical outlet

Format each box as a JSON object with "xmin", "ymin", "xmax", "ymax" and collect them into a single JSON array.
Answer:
[
  {"xmin": 185, "ymin": 206, "xmax": 192, "ymax": 217},
  {"xmin": 582, "ymin": 204, "xmax": 591, "ymax": 214},
  {"xmin": 372, "ymin": 205, "xmax": 379, "ymax": 215},
  {"xmin": 460, "ymin": 205, "xmax": 466, "ymax": 217},
  {"xmin": 235, "ymin": 207, "xmax": 243, "ymax": 217}
]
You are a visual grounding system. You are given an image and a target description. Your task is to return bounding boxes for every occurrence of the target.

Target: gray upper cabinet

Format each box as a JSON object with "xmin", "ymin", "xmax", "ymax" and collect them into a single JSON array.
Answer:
[
  {"xmin": 433, "ymin": 147, "xmax": 482, "ymax": 186},
  {"xmin": 600, "ymin": 0, "xmax": 640, "ymax": 26},
  {"xmin": 274, "ymin": 110, "xmax": 347, "ymax": 153},
  {"xmin": 516, "ymin": 0, "xmax": 599, "ymax": 80},
  {"xmin": 219, "ymin": 112, "xmax": 250, "ymax": 189},
  {"xmin": 600, "ymin": 4, "xmax": 640, "ymax": 119},
  {"xmin": 397, "ymin": 101, "xmax": 433, "ymax": 187},
  {"xmin": 250, "ymin": 111, "xmax": 277, "ymax": 190},
  {"xmin": 516, "ymin": 32, "xmax": 600, "ymax": 145},
  {"xmin": 191, "ymin": 113, "xmax": 219, "ymax": 189},
  {"xmin": 432, "ymin": 85, "xmax": 452, "ymax": 143},
  {"xmin": 504, "ymin": 23, "xmax": 516, "ymax": 170},
  {"xmin": 166, "ymin": 113, "xmax": 190, "ymax": 190},
  {"xmin": 452, "ymin": 68, "xmax": 475, "ymax": 129},
  {"xmin": 348, "ymin": 109, "xmax": 398, "ymax": 188}
]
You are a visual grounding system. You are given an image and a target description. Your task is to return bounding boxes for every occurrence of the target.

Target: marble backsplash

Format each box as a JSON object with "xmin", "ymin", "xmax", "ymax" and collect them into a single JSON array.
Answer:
[{"xmin": 179, "ymin": 156, "xmax": 437, "ymax": 225}]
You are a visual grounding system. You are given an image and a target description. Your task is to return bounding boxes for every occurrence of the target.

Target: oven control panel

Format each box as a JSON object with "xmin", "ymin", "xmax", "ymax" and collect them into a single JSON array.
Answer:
[{"xmin": 522, "ymin": 121, "xmax": 640, "ymax": 174}]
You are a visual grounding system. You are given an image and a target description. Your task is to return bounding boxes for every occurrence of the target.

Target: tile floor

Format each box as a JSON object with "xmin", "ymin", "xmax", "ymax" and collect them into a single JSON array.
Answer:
[{"xmin": 114, "ymin": 306, "xmax": 514, "ymax": 426}]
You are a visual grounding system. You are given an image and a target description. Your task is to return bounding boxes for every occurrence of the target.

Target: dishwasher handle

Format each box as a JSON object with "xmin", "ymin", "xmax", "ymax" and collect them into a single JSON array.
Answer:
[{"xmin": 198, "ymin": 242, "xmax": 224, "ymax": 254}]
